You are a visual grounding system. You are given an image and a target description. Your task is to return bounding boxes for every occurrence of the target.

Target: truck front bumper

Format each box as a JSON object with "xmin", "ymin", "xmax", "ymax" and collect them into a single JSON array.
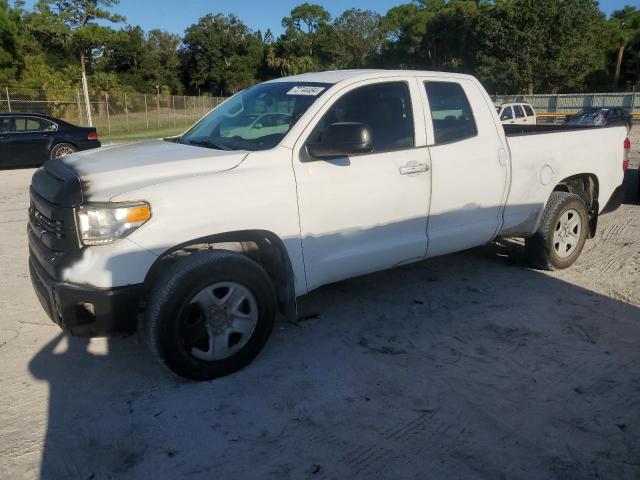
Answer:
[{"xmin": 29, "ymin": 254, "xmax": 142, "ymax": 337}]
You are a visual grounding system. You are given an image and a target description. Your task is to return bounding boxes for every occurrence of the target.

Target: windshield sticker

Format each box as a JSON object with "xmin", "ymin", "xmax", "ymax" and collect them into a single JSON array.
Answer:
[{"xmin": 287, "ymin": 86, "xmax": 325, "ymax": 96}]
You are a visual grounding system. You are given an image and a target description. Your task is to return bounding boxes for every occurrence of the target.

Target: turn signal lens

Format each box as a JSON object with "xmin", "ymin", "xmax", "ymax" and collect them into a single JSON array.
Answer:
[{"xmin": 125, "ymin": 206, "xmax": 151, "ymax": 223}]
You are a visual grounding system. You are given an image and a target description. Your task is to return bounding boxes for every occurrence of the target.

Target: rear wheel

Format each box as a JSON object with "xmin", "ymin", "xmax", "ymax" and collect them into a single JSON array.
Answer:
[
  {"xmin": 144, "ymin": 251, "xmax": 276, "ymax": 381},
  {"xmin": 50, "ymin": 143, "xmax": 76, "ymax": 160},
  {"xmin": 525, "ymin": 192, "xmax": 589, "ymax": 270}
]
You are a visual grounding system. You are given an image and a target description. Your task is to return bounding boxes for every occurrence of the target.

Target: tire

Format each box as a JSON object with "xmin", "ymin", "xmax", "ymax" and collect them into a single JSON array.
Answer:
[
  {"xmin": 144, "ymin": 251, "xmax": 276, "ymax": 381},
  {"xmin": 525, "ymin": 192, "xmax": 589, "ymax": 270},
  {"xmin": 50, "ymin": 143, "xmax": 77, "ymax": 160}
]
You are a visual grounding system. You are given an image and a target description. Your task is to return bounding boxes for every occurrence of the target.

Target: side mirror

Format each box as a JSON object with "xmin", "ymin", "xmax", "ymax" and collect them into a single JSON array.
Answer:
[{"xmin": 307, "ymin": 122, "xmax": 373, "ymax": 158}]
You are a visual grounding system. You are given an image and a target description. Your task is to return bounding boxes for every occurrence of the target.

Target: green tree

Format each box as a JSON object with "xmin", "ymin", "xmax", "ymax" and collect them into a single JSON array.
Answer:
[
  {"xmin": 328, "ymin": 9, "xmax": 386, "ymax": 69},
  {"xmin": 0, "ymin": 0, "xmax": 24, "ymax": 83},
  {"xmin": 380, "ymin": 0, "xmax": 481, "ymax": 71},
  {"xmin": 181, "ymin": 14, "xmax": 263, "ymax": 94},
  {"xmin": 30, "ymin": 0, "xmax": 124, "ymax": 123},
  {"xmin": 269, "ymin": 3, "xmax": 331, "ymax": 75},
  {"xmin": 475, "ymin": 0, "xmax": 606, "ymax": 94},
  {"xmin": 379, "ymin": 3, "xmax": 429, "ymax": 68},
  {"xmin": 141, "ymin": 29, "xmax": 182, "ymax": 93},
  {"xmin": 31, "ymin": 0, "xmax": 124, "ymax": 79},
  {"xmin": 609, "ymin": 6, "xmax": 640, "ymax": 87},
  {"xmin": 101, "ymin": 26, "xmax": 146, "ymax": 77}
]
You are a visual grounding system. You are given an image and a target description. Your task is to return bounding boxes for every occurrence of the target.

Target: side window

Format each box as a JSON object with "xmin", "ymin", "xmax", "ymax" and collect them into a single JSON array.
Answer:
[
  {"xmin": 424, "ymin": 81, "xmax": 477, "ymax": 144},
  {"xmin": 309, "ymin": 82, "xmax": 414, "ymax": 153},
  {"xmin": 40, "ymin": 119, "xmax": 57, "ymax": 131},
  {"xmin": 0, "ymin": 117, "xmax": 10, "ymax": 133},
  {"xmin": 500, "ymin": 106, "xmax": 513, "ymax": 120},
  {"xmin": 523, "ymin": 105, "xmax": 534, "ymax": 116},
  {"xmin": 13, "ymin": 117, "xmax": 26, "ymax": 132},
  {"xmin": 514, "ymin": 105, "xmax": 525, "ymax": 118},
  {"xmin": 14, "ymin": 117, "xmax": 43, "ymax": 132}
]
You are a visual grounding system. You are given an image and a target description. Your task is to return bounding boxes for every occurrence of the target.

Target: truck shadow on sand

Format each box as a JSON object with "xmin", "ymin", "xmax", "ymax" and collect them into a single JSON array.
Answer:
[{"xmin": 29, "ymin": 231, "xmax": 640, "ymax": 479}]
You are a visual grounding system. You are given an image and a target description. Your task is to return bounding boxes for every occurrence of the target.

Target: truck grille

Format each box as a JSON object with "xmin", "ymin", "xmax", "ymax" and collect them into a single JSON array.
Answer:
[
  {"xmin": 28, "ymin": 188, "xmax": 77, "ymax": 254},
  {"xmin": 31, "ymin": 206, "xmax": 65, "ymax": 239}
]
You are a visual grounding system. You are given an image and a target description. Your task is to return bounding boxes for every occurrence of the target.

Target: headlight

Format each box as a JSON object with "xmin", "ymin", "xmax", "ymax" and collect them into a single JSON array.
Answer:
[{"xmin": 76, "ymin": 202, "xmax": 151, "ymax": 246}]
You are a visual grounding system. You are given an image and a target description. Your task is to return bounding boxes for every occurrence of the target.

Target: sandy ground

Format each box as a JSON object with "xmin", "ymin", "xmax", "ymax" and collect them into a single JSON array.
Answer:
[{"xmin": 1, "ymin": 133, "xmax": 639, "ymax": 480}]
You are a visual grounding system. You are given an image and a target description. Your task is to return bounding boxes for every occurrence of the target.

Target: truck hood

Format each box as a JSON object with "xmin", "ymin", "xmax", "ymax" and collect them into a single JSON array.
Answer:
[{"xmin": 50, "ymin": 140, "xmax": 249, "ymax": 201}]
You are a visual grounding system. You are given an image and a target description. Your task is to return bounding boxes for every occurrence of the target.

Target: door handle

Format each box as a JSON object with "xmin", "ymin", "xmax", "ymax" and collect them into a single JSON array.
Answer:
[{"xmin": 399, "ymin": 163, "xmax": 429, "ymax": 175}]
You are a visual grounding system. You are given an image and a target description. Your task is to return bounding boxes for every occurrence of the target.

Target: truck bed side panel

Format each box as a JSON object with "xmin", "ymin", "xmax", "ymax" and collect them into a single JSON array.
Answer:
[{"xmin": 500, "ymin": 126, "xmax": 627, "ymax": 237}]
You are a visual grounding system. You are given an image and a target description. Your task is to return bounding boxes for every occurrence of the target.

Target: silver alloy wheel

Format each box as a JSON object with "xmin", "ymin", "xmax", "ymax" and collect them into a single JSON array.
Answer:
[
  {"xmin": 54, "ymin": 145, "xmax": 75, "ymax": 158},
  {"xmin": 552, "ymin": 208, "xmax": 581, "ymax": 258},
  {"xmin": 183, "ymin": 282, "xmax": 259, "ymax": 362}
]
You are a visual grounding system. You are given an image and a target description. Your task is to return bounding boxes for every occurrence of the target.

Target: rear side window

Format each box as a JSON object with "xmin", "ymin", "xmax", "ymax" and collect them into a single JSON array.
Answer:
[
  {"xmin": 0, "ymin": 117, "xmax": 10, "ymax": 133},
  {"xmin": 424, "ymin": 82, "xmax": 477, "ymax": 144},
  {"xmin": 13, "ymin": 117, "xmax": 54, "ymax": 132},
  {"xmin": 514, "ymin": 105, "xmax": 525, "ymax": 118},
  {"xmin": 500, "ymin": 106, "xmax": 513, "ymax": 120},
  {"xmin": 523, "ymin": 105, "xmax": 534, "ymax": 116},
  {"xmin": 310, "ymin": 82, "xmax": 415, "ymax": 153}
]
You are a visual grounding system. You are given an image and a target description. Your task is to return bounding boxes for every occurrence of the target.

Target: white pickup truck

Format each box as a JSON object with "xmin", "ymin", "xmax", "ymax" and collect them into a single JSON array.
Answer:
[{"xmin": 28, "ymin": 70, "xmax": 630, "ymax": 380}]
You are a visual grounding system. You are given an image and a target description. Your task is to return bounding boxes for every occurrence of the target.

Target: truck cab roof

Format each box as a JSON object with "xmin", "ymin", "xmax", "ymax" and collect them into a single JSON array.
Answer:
[{"xmin": 264, "ymin": 69, "xmax": 476, "ymax": 86}]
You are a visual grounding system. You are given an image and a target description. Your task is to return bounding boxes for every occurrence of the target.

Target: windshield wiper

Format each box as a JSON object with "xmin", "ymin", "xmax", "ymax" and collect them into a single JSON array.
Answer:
[{"xmin": 186, "ymin": 139, "xmax": 231, "ymax": 151}]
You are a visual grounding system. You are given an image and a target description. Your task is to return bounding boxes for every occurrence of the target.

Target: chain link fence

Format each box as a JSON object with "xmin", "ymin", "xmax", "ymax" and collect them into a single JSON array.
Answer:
[
  {"xmin": 2, "ymin": 86, "xmax": 638, "ymax": 135},
  {"xmin": 0, "ymin": 86, "xmax": 227, "ymax": 138},
  {"xmin": 491, "ymin": 92, "xmax": 640, "ymax": 123}
]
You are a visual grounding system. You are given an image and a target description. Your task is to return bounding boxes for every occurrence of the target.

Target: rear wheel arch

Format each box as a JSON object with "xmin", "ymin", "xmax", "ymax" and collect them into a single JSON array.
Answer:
[
  {"xmin": 552, "ymin": 173, "xmax": 599, "ymax": 237},
  {"xmin": 143, "ymin": 230, "xmax": 297, "ymax": 321}
]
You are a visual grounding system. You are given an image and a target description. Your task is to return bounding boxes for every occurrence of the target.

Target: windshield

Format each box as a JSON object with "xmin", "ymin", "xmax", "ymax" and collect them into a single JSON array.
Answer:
[{"xmin": 179, "ymin": 82, "xmax": 330, "ymax": 151}]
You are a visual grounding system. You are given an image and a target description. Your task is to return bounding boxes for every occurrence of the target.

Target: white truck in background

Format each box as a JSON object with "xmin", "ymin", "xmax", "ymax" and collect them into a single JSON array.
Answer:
[
  {"xmin": 28, "ymin": 70, "xmax": 630, "ymax": 380},
  {"xmin": 497, "ymin": 102, "xmax": 537, "ymax": 125}
]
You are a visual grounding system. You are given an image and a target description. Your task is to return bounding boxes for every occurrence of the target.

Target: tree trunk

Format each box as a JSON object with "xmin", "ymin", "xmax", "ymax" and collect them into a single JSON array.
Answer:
[
  {"xmin": 614, "ymin": 44, "xmax": 625, "ymax": 89},
  {"xmin": 80, "ymin": 53, "xmax": 93, "ymax": 127}
]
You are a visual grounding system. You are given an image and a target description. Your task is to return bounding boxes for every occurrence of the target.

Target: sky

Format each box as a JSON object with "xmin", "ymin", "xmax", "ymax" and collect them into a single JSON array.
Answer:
[{"xmin": 20, "ymin": 0, "xmax": 640, "ymax": 36}]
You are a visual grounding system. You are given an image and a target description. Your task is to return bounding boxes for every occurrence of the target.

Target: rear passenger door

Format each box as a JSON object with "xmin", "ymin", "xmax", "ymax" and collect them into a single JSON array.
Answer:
[
  {"xmin": 10, "ymin": 117, "xmax": 53, "ymax": 166},
  {"xmin": 523, "ymin": 104, "xmax": 536, "ymax": 123},
  {"xmin": 419, "ymin": 79, "xmax": 508, "ymax": 258}
]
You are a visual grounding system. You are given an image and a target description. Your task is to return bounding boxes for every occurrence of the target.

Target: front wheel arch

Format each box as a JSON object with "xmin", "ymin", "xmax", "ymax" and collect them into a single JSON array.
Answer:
[{"xmin": 143, "ymin": 230, "xmax": 297, "ymax": 322}]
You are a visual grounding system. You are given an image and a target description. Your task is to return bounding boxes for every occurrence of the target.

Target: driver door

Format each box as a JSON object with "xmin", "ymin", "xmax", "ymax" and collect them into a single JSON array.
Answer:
[{"xmin": 292, "ymin": 79, "xmax": 431, "ymax": 291}]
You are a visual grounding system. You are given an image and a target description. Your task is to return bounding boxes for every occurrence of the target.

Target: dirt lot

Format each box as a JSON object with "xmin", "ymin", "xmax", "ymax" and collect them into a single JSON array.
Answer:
[{"xmin": 1, "ymin": 134, "xmax": 639, "ymax": 480}]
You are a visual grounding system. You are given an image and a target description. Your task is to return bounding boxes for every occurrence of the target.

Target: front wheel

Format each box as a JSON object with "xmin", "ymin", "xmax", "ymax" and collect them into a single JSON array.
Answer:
[
  {"xmin": 525, "ymin": 192, "xmax": 589, "ymax": 270},
  {"xmin": 144, "ymin": 251, "xmax": 276, "ymax": 381}
]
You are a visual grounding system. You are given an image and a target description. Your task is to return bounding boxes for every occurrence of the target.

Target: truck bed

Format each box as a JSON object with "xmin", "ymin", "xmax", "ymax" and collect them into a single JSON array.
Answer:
[{"xmin": 499, "ymin": 124, "xmax": 627, "ymax": 237}]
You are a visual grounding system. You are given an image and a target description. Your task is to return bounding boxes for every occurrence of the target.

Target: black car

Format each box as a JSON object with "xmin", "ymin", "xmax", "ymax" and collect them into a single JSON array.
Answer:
[
  {"xmin": 0, "ymin": 113, "xmax": 100, "ymax": 168},
  {"xmin": 564, "ymin": 107, "xmax": 633, "ymax": 131}
]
